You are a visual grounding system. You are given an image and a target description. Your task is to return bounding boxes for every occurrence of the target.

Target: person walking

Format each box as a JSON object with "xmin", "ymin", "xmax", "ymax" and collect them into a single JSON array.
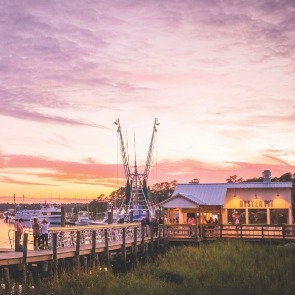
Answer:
[
  {"xmin": 151, "ymin": 218, "xmax": 159, "ymax": 237},
  {"xmin": 32, "ymin": 218, "xmax": 41, "ymax": 251}
]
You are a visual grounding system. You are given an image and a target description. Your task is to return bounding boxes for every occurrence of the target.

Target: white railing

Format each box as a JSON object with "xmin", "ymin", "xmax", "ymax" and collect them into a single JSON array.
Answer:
[{"xmin": 47, "ymin": 224, "xmax": 143, "ymax": 249}]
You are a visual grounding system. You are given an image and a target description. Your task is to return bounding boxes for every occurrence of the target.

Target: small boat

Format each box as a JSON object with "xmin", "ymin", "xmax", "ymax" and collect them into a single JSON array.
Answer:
[
  {"xmin": 3, "ymin": 209, "xmax": 15, "ymax": 223},
  {"xmin": 75, "ymin": 211, "xmax": 101, "ymax": 226},
  {"xmin": 15, "ymin": 203, "xmax": 61, "ymax": 226},
  {"xmin": 97, "ymin": 208, "xmax": 149, "ymax": 224}
]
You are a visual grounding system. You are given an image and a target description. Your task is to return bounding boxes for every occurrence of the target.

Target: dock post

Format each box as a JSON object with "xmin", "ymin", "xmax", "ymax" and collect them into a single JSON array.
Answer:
[
  {"xmin": 3, "ymin": 267, "xmax": 10, "ymax": 290},
  {"xmin": 146, "ymin": 210, "xmax": 150, "ymax": 223},
  {"xmin": 141, "ymin": 224, "xmax": 145, "ymax": 261},
  {"xmin": 121, "ymin": 227, "xmax": 126, "ymax": 272},
  {"xmin": 22, "ymin": 232, "xmax": 28, "ymax": 283},
  {"xmin": 133, "ymin": 226, "xmax": 138, "ymax": 266},
  {"xmin": 75, "ymin": 231, "xmax": 81, "ymax": 272},
  {"xmin": 61, "ymin": 206, "xmax": 66, "ymax": 227},
  {"xmin": 83, "ymin": 256, "xmax": 88, "ymax": 273},
  {"xmin": 15, "ymin": 230, "xmax": 20, "ymax": 251},
  {"xmin": 104, "ymin": 229, "xmax": 111, "ymax": 270},
  {"xmin": 150, "ymin": 225, "xmax": 154, "ymax": 254},
  {"xmin": 42, "ymin": 261, "xmax": 49, "ymax": 274},
  {"xmin": 108, "ymin": 212, "xmax": 113, "ymax": 224},
  {"xmin": 91, "ymin": 230, "xmax": 97, "ymax": 269},
  {"xmin": 52, "ymin": 233, "xmax": 58, "ymax": 276},
  {"xmin": 130, "ymin": 211, "xmax": 134, "ymax": 223},
  {"xmin": 282, "ymin": 224, "xmax": 286, "ymax": 242}
]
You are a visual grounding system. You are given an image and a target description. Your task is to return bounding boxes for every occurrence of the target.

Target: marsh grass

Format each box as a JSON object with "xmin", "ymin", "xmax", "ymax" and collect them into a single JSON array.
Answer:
[{"xmin": 1, "ymin": 241, "xmax": 294, "ymax": 295}]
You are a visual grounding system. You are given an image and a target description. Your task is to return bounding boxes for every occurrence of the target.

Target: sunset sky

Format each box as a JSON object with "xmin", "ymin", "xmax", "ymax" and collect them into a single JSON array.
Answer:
[{"xmin": 0, "ymin": 0, "xmax": 294, "ymax": 203}]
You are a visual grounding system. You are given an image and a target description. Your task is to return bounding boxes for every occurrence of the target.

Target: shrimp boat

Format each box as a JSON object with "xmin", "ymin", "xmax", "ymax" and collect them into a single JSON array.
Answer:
[{"xmin": 14, "ymin": 203, "xmax": 61, "ymax": 226}]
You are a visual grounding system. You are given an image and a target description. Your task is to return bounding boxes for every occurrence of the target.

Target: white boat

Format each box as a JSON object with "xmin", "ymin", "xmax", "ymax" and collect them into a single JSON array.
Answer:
[
  {"xmin": 3, "ymin": 209, "xmax": 15, "ymax": 223},
  {"xmin": 75, "ymin": 211, "xmax": 101, "ymax": 226},
  {"xmin": 15, "ymin": 203, "xmax": 61, "ymax": 226},
  {"xmin": 97, "ymin": 208, "xmax": 148, "ymax": 224}
]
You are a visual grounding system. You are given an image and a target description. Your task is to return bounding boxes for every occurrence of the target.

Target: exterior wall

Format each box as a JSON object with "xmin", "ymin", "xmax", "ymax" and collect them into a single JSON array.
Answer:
[{"xmin": 224, "ymin": 188, "xmax": 292, "ymax": 224}]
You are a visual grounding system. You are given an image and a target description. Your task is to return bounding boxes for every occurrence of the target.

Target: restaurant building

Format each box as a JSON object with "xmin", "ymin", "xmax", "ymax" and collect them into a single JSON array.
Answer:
[{"xmin": 159, "ymin": 170, "xmax": 293, "ymax": 225}]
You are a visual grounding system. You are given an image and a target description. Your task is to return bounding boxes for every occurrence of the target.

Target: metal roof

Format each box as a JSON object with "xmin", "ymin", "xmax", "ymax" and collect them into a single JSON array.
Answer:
[
  {"xmin": 173, "ymin": 184, "xmax": 227, "ymax": 205},
  {"xmin": 171, "ymin": 182, "xmax": 293, "ymax": 206},
  {"xmin": 159, "ymin": 194, "xmax": 206, "ymax": 207}
]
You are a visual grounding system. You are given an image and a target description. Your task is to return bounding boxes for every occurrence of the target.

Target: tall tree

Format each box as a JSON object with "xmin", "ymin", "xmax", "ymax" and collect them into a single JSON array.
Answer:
[
  {"xmin": 226, "ymin": 175, "xmax": 243, "ymax": 183},
  {"xmin": 149, "ymin": 180, "xmax": 177, "ymax": 204}
]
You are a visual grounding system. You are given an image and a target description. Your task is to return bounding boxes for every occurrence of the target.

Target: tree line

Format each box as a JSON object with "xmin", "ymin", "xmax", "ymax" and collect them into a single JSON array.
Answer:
[{"xmin": 87, "ymin": 172, "xmax": 295, "ymax": 219}]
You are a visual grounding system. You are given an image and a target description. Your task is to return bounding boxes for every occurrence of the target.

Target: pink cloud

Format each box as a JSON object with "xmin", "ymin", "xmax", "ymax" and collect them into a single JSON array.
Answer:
[{"xmin": 156, "ymin": 158, "xmax": 295, "ymax": 184}]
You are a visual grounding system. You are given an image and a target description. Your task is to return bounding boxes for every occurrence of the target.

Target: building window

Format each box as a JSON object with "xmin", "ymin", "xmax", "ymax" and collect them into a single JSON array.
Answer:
[
  {"xmin": 270, "ymin": 209, "xmax": 288, "ymax": 225},
  {"xmin": 248, "ymin": 209, "xmax": 267, "ymax": 224},
  {"xmin": 227, "ymin": 209, "xmax": 245, "ymax": 224}
]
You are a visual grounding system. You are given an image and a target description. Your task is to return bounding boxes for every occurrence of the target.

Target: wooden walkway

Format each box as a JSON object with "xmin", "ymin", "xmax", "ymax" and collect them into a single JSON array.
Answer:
[
  {"xmin": 0, "ymin": 223, "xmax": 159, "ymax": 280},
  {"xmin": 0, "ymin": 236, "xmax": 149, "ymax": 267},
  {"xmin": 1, "ymin": 223, "xmax": 294, "ymax": 284}
]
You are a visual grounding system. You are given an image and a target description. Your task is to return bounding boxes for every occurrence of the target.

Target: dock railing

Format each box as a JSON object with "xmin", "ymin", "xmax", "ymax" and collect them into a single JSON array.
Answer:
[
  {"xmin": 161, "ymin": 224, "xmax": 295, "ymax": 242},
  {"xmin": 47, "ymin": 224, "xmax": 144, "ymax": 249}
]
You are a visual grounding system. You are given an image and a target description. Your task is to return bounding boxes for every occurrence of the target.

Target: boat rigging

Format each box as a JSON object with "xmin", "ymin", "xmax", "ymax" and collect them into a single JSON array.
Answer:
[{"xmin": 114, "ymin": 118, "xmax": 159, "ymax": 220}]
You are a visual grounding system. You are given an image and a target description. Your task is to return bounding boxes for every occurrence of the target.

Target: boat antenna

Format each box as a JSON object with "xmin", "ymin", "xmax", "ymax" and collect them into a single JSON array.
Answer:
[{"xmin": 134, "ymin": 129, "xmax": 137, "ymax": 171}]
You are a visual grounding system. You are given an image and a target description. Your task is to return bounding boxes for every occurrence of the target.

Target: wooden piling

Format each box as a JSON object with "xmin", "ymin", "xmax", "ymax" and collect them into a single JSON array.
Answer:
[
  {"xmin": 3, "ymin": 267, "xmax": 10, "ymax": 290},
  {"xmin": 42, "ymin": 261, "xmax": 49, "ymax": 273},
  {"xmin": 121, "ymin": 227, "xmax": 126, "ymax": 271},
  {"xmin": 141, "ymin": 225, "xmax": 146, "ymax": 260},
  {"xmin": 91, "ymin": 230, "xmax": 97, "ymax": 269},
  {"xmin": 22, "ymin": 233, "xmax": 28, "ymax": 283},
  {"xmin": 150, "ymin": 225, "xmax": 154, "ymax": 254},
  {"xmin": 130, "ymin": 211, "xmax": 134, "ymax": 223},
  {"xmin": 104, "ymin": 229, "xmax": 111, "ymax": 270},
  {"xmin": 48, "ymin": 260, "xmax": 53, "ymax": 277},
  {"xmin": 61, "ymin": 206, "xmax": 66, "ymax": 227},
  {"xmin": 15, "ymin": 230, "xmax": 20, "ymax": 252},
  {"xmin": 133, "ymin": 227, "xmax": 138, "ymax": 265},
  {"xmin": 75, "ymin": 231, "xmax": 81, "ymax": 271},
  {"xmin": 52, "ymin": 233, "xmax": 58, "ymax": 276},
  {"xmin": 146, "ymin": 211, "xmax": 150, "ymax": 224},
  {"xmin": 108, "ymin": 212, "xmax": 113, "ymax": 224},
  {"xmin": 83, "ymin": 256, "xmax": 88, "ymax": 273}
]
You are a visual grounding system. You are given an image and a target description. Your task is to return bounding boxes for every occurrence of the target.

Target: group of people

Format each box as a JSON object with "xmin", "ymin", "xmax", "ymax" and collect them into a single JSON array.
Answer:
[
  {"xmin": 141, "ymin": 217, "xmax": 162, "ymax": 237},
  {"xmin": 14, "ymin": 218, "xmax": 50, "ymax": 250},
  {"xmin": 32, "ymin": 218, "xmax": 50, "ymax": 250}
]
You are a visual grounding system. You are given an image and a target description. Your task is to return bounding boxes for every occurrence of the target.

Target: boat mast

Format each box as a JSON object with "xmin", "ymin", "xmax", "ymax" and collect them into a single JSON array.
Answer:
[{"xmin": 114, "ymin": 118, "xmax": 159, "ymax": 217}]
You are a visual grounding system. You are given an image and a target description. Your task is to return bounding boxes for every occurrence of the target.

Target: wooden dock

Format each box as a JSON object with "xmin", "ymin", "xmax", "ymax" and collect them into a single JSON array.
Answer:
[
  {"xmin": 0, "ymin": 223, "xmax": 163, "ymax": 285},
  {"xmin": 1, "ymin": 223, "xmax": 294, "ymax": 286}
]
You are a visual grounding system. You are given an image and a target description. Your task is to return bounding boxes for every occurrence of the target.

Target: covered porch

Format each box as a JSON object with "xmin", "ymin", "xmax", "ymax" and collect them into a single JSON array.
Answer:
[{"xmin": 158, "ymin": 193, "xmax": 223, "ymax": 239}]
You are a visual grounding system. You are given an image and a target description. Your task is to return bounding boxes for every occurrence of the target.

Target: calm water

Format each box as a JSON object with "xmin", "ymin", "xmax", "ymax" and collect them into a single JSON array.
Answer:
[
  {"xmin": 0, "ymin": 219, "xmax": 34, "ymax": 249},
  {"xmin": 0, "ymin": 219, "xmax": 16, "ymax": 248}
]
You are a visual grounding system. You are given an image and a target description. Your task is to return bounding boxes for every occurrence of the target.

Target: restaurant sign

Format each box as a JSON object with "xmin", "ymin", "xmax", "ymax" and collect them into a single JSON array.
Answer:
[{"xmin": 240, "ymin": 200, "xmax": 273, "ymax": 208}]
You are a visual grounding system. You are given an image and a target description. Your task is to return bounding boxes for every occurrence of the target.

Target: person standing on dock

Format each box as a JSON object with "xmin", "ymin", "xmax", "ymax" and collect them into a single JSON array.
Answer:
[
  {"xmin": 32, "ymin": 218, "xmax": 41, "ymax": 250},
  {"xmin": 15, "ymin": 218, "xmax": 24, "ymax": 241},
  {"xmin": 40, "ymin": 219, "xmax": 50, "ymax": 250}
]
